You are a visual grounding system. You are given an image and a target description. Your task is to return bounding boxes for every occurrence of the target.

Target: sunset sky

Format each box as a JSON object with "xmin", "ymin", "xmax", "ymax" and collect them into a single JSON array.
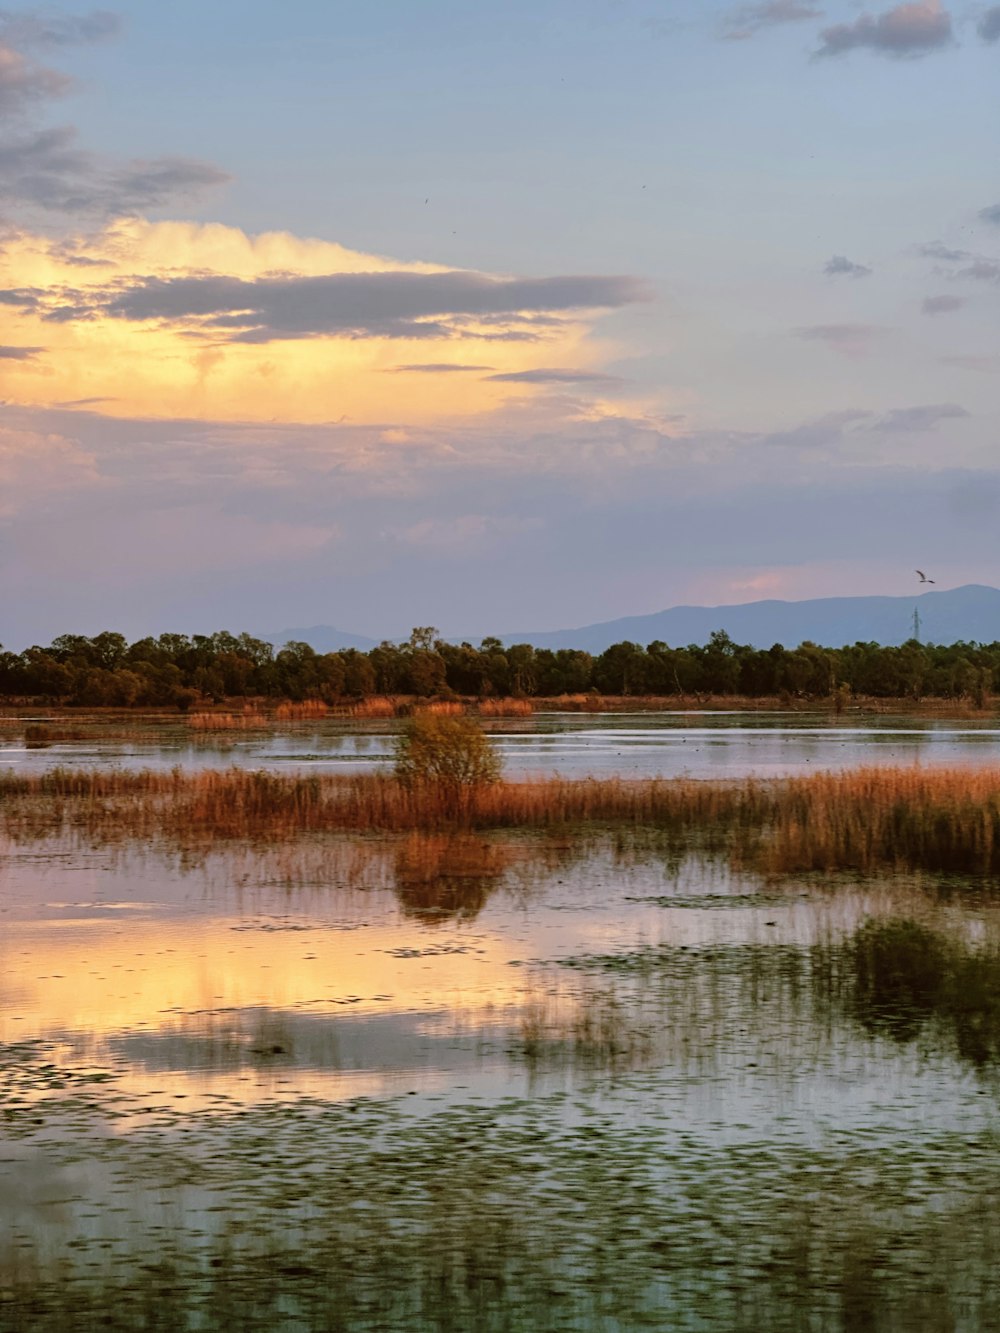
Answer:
[{"xmin": 1, "ymin": 0, "xmax": 997, "ymax": 647}]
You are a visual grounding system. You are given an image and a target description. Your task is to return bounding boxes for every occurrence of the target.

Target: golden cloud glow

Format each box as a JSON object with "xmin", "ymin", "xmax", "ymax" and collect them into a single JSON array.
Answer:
[{"xmin": 0, "ymin": 219, "xmax": 620, "ymax": 424}]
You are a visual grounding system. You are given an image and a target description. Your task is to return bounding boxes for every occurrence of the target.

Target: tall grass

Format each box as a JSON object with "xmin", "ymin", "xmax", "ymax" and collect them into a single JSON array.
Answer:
[
  {"xmin": 477, "ymin": 698, "xmax": 534, "ymax": 717},
  {"xmin": 274, "ymin": 699, "xmax": 327, "ymax": 720},
  {"xmin": 188, "ymin": 709, "xmax": 267, "ymax": 731},
  {"xmin": 6, "ymin": 765, "xmax": 1000, "ymax": 877},
  {"xmin": 349, "ymin": 695, "xmax": 398, "ymax": 718}
]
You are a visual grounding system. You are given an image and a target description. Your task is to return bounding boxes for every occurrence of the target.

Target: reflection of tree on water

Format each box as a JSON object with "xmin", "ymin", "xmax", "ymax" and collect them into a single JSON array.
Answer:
[{"xmin": 392, "ymin": 833, "xmax": 511, "ymax": 924}]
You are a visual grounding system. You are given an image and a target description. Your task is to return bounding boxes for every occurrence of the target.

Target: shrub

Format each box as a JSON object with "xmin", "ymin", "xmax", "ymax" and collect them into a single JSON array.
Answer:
[{"xmin": 394, "ymin": 714, "xmax": 501, "ymax": 809}]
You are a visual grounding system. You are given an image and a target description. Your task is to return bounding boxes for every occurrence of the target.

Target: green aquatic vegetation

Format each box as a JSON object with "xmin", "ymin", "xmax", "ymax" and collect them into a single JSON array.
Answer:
[{"xmin": 3, "ymin": 1068, "xmax": 1000, "ymax": 1332}]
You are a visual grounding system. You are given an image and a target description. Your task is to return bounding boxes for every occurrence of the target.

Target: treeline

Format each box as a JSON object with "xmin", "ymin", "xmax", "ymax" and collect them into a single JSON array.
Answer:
[{"xmin": 1, "ymin": 627, "xmax": 998, "ymax": 708}]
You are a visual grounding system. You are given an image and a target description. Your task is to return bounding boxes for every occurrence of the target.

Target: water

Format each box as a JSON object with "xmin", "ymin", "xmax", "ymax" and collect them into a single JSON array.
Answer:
[
  {"xmin": 4, "ymin": 816, "xmax": 1000, "ymax": 1328},
  {"xmin": 6, "ymin": 707, "xmax": 1000, "ymax": 778},
  {"xmin": 5, "ymin": 715, "xmax": 1000, "ymax": 1327}
]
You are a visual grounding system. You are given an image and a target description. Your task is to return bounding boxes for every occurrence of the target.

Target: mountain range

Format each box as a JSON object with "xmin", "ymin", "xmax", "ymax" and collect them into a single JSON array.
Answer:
[{"xmin": 268, "ymin": 584, "xmax": 1000, "ymax": 655}]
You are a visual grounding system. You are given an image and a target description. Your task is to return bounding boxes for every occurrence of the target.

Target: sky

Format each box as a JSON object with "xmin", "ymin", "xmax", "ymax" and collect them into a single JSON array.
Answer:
[{"xmin": 0, "ymin": 0, "xmax": 997, "ymax": 647}]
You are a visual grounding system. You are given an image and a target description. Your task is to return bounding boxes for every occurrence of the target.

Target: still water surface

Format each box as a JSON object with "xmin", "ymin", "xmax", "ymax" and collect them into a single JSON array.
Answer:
[
  {"xmin": 5, "ymin": 708, "xmax": 1000, "ymax": 777},
  {"xmin": 3, "ymin": 719, "xmax": 1000, "ymax": 1327}
]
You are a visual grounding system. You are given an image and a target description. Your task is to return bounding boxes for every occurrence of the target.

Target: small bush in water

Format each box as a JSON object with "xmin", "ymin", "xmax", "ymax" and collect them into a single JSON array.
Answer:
[{"xmin": 394, "ymin": 714, "xmax": 501, "ymax": 803}]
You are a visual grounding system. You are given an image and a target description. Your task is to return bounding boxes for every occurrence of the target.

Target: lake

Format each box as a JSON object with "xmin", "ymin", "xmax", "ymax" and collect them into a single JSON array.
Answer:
[
  {"xmin": 2, "ymin": 714, "xmax": 1000, "ymax": 1328},
  {"xmin": 6, "ymin": 707, "xmax": 1000, "ymax": 779}
]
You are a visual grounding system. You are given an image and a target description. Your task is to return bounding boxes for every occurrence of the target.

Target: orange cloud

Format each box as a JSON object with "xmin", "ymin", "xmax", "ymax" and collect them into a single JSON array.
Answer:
[{"xmin": 0, "ymin": 219, "xmax": 634, "ymax": 425}]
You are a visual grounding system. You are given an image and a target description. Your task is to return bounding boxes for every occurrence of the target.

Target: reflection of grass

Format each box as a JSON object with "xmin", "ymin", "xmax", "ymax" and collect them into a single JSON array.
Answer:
[
  {"xmin": 393, "ymin": 833, "xmax": 510, "ymax": 923},
  {"xmin": 814, "ymin": 917, "xmax": 1000, "ymax": 1063}
]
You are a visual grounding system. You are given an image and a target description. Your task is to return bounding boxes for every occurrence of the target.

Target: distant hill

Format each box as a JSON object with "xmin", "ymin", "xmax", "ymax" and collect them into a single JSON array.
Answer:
[
  {"xmin": 500, "ymin": 585, "xmax": 1000, "ymax": 653},
  {"xmin": 266, "ymin": 625, "xmax": 380, "ymax": 653},
  {"xmin": 267, "ymin": 586, "xmax": 1000, "ymax": 657}
]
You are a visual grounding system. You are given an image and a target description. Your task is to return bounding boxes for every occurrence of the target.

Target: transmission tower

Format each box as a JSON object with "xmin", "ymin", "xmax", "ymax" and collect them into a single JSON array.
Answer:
[{"xmin": 912, "ymin": 606, "xmax": 921, "ymax": 644}]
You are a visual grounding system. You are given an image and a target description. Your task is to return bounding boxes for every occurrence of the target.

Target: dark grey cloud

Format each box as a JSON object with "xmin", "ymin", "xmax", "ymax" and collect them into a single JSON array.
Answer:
[
  {"xmin": 979, "ymin": 203, "xmax": 1000, "ymax": 226},
  {"xmin": 0, "ymin": 342, "xmax": 42, "ymax": 357},
  {"xmin": 815, "ymin": 1, "xmax": 953, "ymax": 58},
  {"xmin": 0, "ymin": 286, "xmax": 41, "ymax": 307},
  {"xmin": 485, "ymin": 368, "xmax": 626, "ymax": 385},
  {"xmin": 389, "ymin": 363, "xmax": 495, "ymax": 373},
  {"xmin": 764, "ymin": 409, "xmax": 873, "ymax": 448},
  {"xmin": 0, "ymin": 9, "xmax": 121, "ymax": 49},
  {"xmin": 871, "ymin": 403, "xmax": 969, "ymax": 432},
  {"xmin": 824, "ymin": 254, "xmax": 872, "ymax": 278},
  {"xmin": 0, "ymin": 17, "xmax": 228, "ymax": 218},
  {"xmin": 722, "ymin": 1, "xmax": 823, "ymax": 40},
  {"xmin": 56, "ymin": 271, "xmax": 648, "ymax": 342},
  {"xmin": 0, "ymin": 124, "xmax": 230, "ymax": 215},
  {"xmin": 922, "ymin": 294, "xmax": 965, "ymax": 314},
  {"xmin": 978, "ymin": 6, "xmax": 1000, "ymax": 41},
  {"xmin": 917, "ymin": 241, "xmax": 1000, "ymax": 283},
  {"xmin": 795, "ymin": 323, "xmax": 885, "ymax": 355}
]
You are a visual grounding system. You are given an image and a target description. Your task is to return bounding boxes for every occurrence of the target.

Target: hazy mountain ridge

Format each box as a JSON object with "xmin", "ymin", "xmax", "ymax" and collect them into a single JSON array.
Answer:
[{"xmin": 269, "ymin": 586, "xmax": 1000, "ymax": 655}]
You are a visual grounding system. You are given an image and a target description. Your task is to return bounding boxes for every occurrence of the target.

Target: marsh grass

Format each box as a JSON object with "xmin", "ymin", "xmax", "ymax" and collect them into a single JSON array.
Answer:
[
  {"xmin": 7, "ymin": 766, "xmax": 1000, "ymax": 883},
  {"xmin": 477, "ymin": 698, "xmax": 533, "ymax": 717},
  {"xmin": 188, "ymin": 709, "xmax": 268, "ymax": 731},
  {"xmin": 515, "ymin": 985, "xmax": 655, "ymax": 1073},
  {"xmin": 274, "ymin": 698, "xmax": 327, "ymax": 720}
]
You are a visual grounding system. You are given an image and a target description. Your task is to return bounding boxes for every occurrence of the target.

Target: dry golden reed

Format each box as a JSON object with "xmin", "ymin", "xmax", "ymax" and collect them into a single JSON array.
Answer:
[
  {"xmin": 5, "ymin": 765, "xmax": 1000, "ymax": 877},
  {"xmin": 477, "ymin": 699, "xmax": 534, "ymax": 717},
  {"xmin": 274, "ymin": 699, "xmax": 328, "ymax": 720},
  {"xmin": 188, "ymin": 709, "xmax": 268, "ymax": 731},
  {"xmin": 350, "ymin": 695, "xmax": 399, "ymax": 718}
]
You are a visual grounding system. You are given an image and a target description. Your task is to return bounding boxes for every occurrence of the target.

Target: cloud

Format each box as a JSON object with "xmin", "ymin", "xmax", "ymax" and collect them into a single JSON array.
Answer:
[
  {"xmin": 795, "ymin": 323, "xmax": 885, "ymax": 356},
  {"xmin": 0, "ymin": 342, "xmax": 42, "ymax": 357},
  {"xmin": 918, "ymin": 240, "xmax": 968, "ymax": 262},
  {"xmin": 0, "ymin": 421, "xmax": 99, "ymax": 516},
  {"xmin": 871, "ymin": 403, "xmax": 969, "ymax": 431},
  {"xmin": 721, "ymin": 1, "xmax": 823, "ymax": 40},
  {"xmin": 918, "ymin": 240, "xmax": 1000, "ymax": 283},
  {"xmin": 815, "ymin": 1, "xmax": 953, "ymax": 58},
  {"xmin": 55, "ymin": 270, "xmax": 647, "ymax": 343},
  {"xmin": 922, "ymin": 294, "xmax": 965, "ymax": 314},
  {"xmin": 0, "ymin": 124, "xmax": 230, "ymax": 216},
  {"xmin": 0, "ymin": 37, "xmax": 69, "ymax": 116},
  {"xmin": 485, "ymin": 368, "xmax": 626, "ymax": 385},
  {"xmin": 979, "ymin": 203, "xmax": 1000, "ymax": 226},
  {"xmin": 0, "ymin": 20, "xmax": 228, "ymax": 219},
  {"xmin": 824, "ymin": 254, "xmax": 872, "ymax": 278},
  {"xmin": 978, "ymin": 6, "xmax": 1000, "ymax": 41},
  {"xmin": 0, "ymin": 9, "xmax": 122, "ymax": 49},
  {"xmin": 390, "ymin": 363, "xmax": 494, "ymax": 374}
]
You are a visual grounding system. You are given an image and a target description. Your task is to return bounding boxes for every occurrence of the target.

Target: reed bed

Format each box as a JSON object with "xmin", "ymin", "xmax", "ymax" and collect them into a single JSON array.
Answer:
[
  {"xmin": 273, "ymin": 698, "xmax": 327, "ymax": 720},
  {"xmin": 349, "ymin": 695, "xmax": 398, "ymax": 718},
  {"xmin": 477, "ymin": 698, "xmax": 534, "ymax": 716},
  {"xmin": 6, "ymin": 765, "xmax": 1000, "ymax": 878},
  {"xmin": 412, "ymin": 699, "xmax": 464, "ymax": 716},
  {"xmin": 187, "ymin": 709, "xmax": 268, "ymax": 731}
]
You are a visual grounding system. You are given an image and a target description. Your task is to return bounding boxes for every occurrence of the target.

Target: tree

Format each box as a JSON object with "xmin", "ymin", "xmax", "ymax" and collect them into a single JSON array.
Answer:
[{"xmin": 394, "ymin": 714, "xmax": 501, "ymax": 812}]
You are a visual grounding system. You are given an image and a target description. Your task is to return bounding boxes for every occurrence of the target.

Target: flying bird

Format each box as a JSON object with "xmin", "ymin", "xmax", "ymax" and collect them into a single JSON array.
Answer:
[{"xmin": 916, "ymin": 570, "xmax": 935, "ymax": 584}]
